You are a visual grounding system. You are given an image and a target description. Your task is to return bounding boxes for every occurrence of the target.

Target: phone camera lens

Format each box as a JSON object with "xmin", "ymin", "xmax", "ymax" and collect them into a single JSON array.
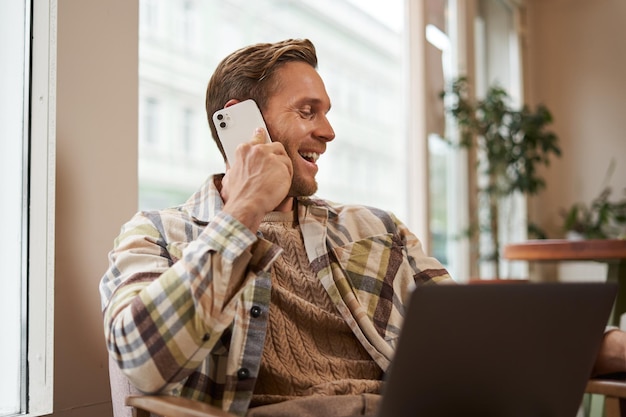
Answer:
[
  {"xmin": 217, "ymin": 114, "xmax": 224, "ymax": 120},
  {"xmin": 219, "ymin": 121, "xmax": 226, "ymax": 128}
]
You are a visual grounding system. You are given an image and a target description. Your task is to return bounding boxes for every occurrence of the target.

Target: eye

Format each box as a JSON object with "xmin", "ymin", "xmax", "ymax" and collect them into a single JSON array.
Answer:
[{"xmin": 298, "ymin": 106, "xmax": 314, "ymax": 119}]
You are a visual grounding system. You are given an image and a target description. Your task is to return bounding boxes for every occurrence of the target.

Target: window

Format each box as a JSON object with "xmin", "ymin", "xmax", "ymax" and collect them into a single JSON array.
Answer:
[
  {"xmin": 0, "ymin": 1, "xmax": 55, "ymax": 415},
  {"xmin": 473, "ymin": 0, "xmax": 527, "ymax": 279},
  {"xmin": 138, "ymin": 0, "xmax": 410, "ymax": 224},
  {"xmin": 141, "ymin": 97, "xmax": 160, "ymax": 146},
  {"xmin": 138, "ymin": 0, "xmax": 525, "ymax": 281},
  {"xmin": 140, "ymin": 0, "xmax": 159, "ymax": 35},
  {"xmin": 423, "ymin": 0, "xmax": 527, "ymax": 280},
  {"xmin": 178, "ymin": 0, "xmax": 198, "ymax": 49},
  {"xmin": 426, "ymin": 1, "xmax": 469, "ymax": 281},
  {"xmin": 181, "ymin": 107, "xmax": 195, "ymax": 156}
]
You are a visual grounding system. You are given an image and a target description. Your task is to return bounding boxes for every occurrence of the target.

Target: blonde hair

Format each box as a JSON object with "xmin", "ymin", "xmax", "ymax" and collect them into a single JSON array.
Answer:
[{"xmin": 205, "ymin": 39, "xmax": 318, "ymax": 160}]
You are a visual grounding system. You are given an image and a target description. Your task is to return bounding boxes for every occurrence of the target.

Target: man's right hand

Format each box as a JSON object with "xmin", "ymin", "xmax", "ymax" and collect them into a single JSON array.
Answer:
[{"xmin": 220, "ymin": 128, "xmax": 293, "ymax": 233}]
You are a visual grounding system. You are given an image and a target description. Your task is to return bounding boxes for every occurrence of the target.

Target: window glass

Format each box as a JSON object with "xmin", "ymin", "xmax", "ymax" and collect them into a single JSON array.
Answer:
[
  {"xmin": 474, "ymin": 0, "xmax": 526, "ymax": 279},
  {"xmin": 137, "ymin": 0, "xmax": 408, "ymax": 223},
  {"xmin": 426, "ymin": 0, "xmax": 468, "ymax": 281},
  {"xmin": 0, "ymin": 1, "xmax": 29, "ymax": 414},
  {"xmin": 426, "ymin": 0, "xmax": 525, "ymax": 280}
]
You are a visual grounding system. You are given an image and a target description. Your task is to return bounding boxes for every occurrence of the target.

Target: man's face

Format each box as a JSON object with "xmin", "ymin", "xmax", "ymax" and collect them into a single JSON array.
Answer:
[{"xmin": 262, "ymin": 61, "xmax": 335, "ymax": 197}]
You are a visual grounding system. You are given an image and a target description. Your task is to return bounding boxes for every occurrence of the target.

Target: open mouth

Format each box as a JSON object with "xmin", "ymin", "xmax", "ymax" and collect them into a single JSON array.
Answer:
[{"xmin": 299, "ymin": 152, "xmax": 320, "ymax": 163}]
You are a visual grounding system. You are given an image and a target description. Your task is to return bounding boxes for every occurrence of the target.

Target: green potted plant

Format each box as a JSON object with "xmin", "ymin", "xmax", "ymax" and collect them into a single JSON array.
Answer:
[
  {"xmin": 442, "ymin": 77, "xmax": 562, "ymax": 276},
  {"xmin": 560, "ymin": 163, "xmax": 626, "ymax": 240}
]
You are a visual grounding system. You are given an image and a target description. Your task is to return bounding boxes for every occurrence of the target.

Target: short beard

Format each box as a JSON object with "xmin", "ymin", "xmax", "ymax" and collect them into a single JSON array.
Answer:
[{"xmin": 288, "ymin": 175, "xmax": 318, "ymax": 197}]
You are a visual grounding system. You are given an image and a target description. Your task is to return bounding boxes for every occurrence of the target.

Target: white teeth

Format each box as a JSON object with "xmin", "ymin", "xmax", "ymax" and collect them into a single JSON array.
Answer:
[{"xmin": 299, "ymin": 152, "xmax": 320, "ymax": 162}]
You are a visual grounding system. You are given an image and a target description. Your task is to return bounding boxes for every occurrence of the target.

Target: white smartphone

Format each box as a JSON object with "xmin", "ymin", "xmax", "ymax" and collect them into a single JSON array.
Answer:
[{"xmin": 212, "ymin": 99, "xmax": 271, "ymax": 164}]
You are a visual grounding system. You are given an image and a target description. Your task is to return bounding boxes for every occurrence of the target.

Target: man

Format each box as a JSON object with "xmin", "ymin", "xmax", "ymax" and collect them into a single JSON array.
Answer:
[{"xmin": 100, "ymin": 39, "xmax": 626, "ymax": 417}]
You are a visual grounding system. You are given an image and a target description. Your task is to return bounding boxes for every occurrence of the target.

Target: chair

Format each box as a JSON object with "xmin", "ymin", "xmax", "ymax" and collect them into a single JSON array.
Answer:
[
  {"xmin": 585, "ymin": 377, "xmax": 626, "ymax": 417},
  {"xmin": 125, "ymin": 396, "xmax": 236, "ymax": 417},
  {"xmin": 108, "ymin": 358, "xmax": 236, "ymax": 417}
]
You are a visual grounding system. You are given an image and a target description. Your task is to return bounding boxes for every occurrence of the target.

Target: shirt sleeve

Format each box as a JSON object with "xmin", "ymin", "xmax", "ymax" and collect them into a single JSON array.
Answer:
[
  {"xmin": 394, "ymin": 213, "xmax": 455, "ymax": 285},
  {"xmin": 99, "ymin": 210, "xmax": 275, "ymax": 394}
]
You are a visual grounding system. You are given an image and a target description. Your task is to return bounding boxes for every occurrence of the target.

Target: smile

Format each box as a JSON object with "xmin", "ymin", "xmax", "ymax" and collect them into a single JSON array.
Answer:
[{"xmin": 299, "ymin": 152, "xmax": 320, "ymax": 163}]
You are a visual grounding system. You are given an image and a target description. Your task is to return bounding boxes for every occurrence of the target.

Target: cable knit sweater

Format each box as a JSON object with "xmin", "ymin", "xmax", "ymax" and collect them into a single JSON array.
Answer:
[{"xmin": 251, "ymin": 211, "xmax": 382, "ymax": 407}]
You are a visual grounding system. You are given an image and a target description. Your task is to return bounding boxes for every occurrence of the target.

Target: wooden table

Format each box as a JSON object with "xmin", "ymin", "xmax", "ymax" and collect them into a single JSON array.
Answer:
[{"xmin": 503, "ymin": 239, "xmax": 626, "ymax": 326}]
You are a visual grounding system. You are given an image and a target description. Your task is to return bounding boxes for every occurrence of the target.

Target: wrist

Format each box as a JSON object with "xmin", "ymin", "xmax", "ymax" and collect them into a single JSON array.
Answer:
[{"xmin": 222, "ymin": 200, "xmax": 266, "ymax": 234}]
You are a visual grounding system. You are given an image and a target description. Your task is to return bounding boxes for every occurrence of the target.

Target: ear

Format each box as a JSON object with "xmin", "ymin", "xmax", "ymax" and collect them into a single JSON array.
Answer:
[{"xmin": 224, "ymin": 99, "xmax": 239, "ymax": 108}]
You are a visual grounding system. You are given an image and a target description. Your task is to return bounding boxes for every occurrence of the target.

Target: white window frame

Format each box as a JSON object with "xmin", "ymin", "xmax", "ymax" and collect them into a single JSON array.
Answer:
[
  {"xmin": 26, "ymin": 0, "xmax": 56, "ymax": 415},
  {"xmin": 405, "ymin": 0, "xmax": 431, "ymax": 250}
]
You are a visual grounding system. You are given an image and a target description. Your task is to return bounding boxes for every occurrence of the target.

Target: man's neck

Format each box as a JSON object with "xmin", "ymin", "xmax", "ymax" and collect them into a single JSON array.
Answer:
[{"xmin": 273, "ymin": 196, "xmax": 295, "ymax": 212}]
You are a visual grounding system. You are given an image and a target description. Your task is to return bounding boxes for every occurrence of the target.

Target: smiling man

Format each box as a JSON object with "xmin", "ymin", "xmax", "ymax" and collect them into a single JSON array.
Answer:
[
  {"xmin": 101, "ymin": 38, "xmax": 453, "ymax": 417},
  {"xmin": 99, "ymin": 39, "xmax": 626, "ymax": 417}
]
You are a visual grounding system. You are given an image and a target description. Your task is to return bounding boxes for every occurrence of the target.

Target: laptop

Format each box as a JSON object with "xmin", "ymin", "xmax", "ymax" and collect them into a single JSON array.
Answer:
[{"xmin": 377, "ymin": 282, "xmax": 618, "ymax": 417}]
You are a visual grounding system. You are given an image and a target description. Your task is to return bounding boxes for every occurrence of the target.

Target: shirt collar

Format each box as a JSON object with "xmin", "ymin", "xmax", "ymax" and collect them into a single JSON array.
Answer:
[{"xmin": 181, "ymin": 174, "xmax": 225, "ymax": 225}]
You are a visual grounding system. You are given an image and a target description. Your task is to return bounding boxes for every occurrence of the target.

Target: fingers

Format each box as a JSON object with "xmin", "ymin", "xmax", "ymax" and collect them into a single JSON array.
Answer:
[
  {"xmin": 252, "ymin": 127, "xmax": 270, "ymax": 145},
  {"xmin": 278, "ymin": 147, "xmax": 293, "ymax": 178},
  {"xmin": 220, "ymin": 128, "xmax": 292, "ymax": 229},
  {"xmin": 239, "ymin": 128, "xmax": 285, "ymax": 161},
  {"xmin": 230, "ymin": 127, "xmax": 291, "ymax": 178},
  {"xmin": 232, "ymin": 127, "xmax": 271, "ymax": 159}
]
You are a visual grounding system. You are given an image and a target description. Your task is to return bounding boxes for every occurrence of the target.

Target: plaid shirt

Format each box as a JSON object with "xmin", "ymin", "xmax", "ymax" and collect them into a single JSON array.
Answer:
[{"xmin": 100, "ymin": 175, "xmax": 452, "ymax": 416}]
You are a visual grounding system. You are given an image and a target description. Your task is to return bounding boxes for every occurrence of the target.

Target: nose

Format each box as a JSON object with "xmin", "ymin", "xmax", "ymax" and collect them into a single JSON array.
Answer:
[{"xmin": 315, "ymin": 114, "xmax": 335, "ymax": 142}]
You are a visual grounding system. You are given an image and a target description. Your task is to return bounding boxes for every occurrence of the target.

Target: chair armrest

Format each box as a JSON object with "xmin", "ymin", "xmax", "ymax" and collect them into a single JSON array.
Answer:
[
  {"xmin": 125, "ymin": 395, "xmax": 238, "ymax": 417},
  {"xmin": 585, "ymin": 377, "xmax": 626, "ymax": 417},
  {"xmin": 586, "ymin": 376, "xmax": 626, "ymax": 398}
]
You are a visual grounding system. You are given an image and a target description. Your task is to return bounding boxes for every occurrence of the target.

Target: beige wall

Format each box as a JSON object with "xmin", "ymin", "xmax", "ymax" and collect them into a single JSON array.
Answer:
[
  {"xmin": 525, "ymin": 0, "xmax": 626, "ymax": 241},
  {"xmin": 54, "ymin": 1, "xmax": 137, "ymax": 416}
]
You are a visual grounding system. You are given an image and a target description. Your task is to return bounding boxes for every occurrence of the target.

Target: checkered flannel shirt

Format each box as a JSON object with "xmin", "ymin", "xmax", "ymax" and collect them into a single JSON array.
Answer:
[{"xmin": 100, "ymin": 174, "xmax": 452, "ymax": 416}]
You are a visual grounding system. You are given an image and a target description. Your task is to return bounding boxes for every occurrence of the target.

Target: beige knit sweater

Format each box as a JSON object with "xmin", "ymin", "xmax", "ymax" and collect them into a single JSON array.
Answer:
[{"xmin": 251, "ymin": 210, "xmax": 382, "ymax": 407}]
